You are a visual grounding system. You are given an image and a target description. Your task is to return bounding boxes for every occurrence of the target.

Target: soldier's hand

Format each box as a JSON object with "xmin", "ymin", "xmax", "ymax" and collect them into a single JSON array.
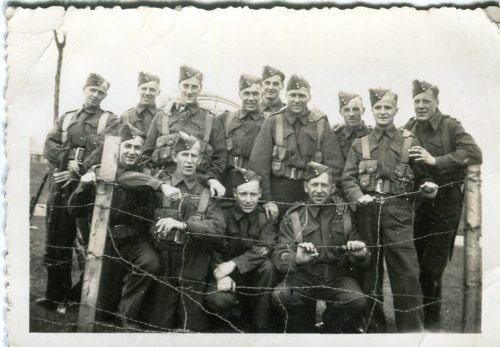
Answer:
[
  {"xmin": 208, "ymin": 179, "xmax": 226, "ymax": 197},
  {"xmin": 53, "ymin": 170, "xmax": 76, "ymax": 185},
  {"xmin": 332, "ymin": 123, "xmax": 345, "ymax": 132},
  {"xmin": 263, "ymin": 202, "xmax": 279, "ymax": 220},
  {"xmin": 420, "ymin": 181, "xmax": 439, "ymax": 199},
  {"xmin": 296, "ymin": 242, "xmax": 319, "ymax": 264},
  {"xmin": 214, "ymin": 261, "xmax": 236, "ymax": 280},
  {"xmin": 217, "ymin": 276, "xmax": 236, "ymax": 292},
  {"xmin": 80, "ymin": 171, "xmax": 96, "ymax": 184},
  {"xmin": 156, "ymin": 217, "xmax": 183, "ymax": 238},
  {"xmin": 308, "ymin": 107, "xmax": 326, "ymax": 122},
  {"xmin": 357, "ymin": 194, "xmax": 375, "ymax": 205},
  {"xmin": 409, "ymin": 146, "xmax": 437, "ymax": 166},
  {"xmin": 332, "ymin": 195, "xmax": 348, "ymax": 215},
  {"xmin": 67, "ymin": 160, "xmax": 80, "ymax": 174},
  {"xmin": 345, "ymin": 240, "xmax": 367, "ymax": 259},
  {"xmin": 160, "ymin": 184, "xmax": 182, "ymax": 201}
]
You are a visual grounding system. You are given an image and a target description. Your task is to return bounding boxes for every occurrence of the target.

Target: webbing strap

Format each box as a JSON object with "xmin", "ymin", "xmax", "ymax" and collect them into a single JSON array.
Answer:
[
  {"xmin": 400, "ymin": 136, "xmax": 413, "ymax": 164},
  {"xmin": 360, "ymin": 135, "xmax": 371, "ymax": 160},
  {"xmin": 275, "ymin": 114, "xmax": 283, "ymax": 147},
  {"xmin": 342, "ymin": 213, "xmax": 352, "ymax": 240},
  {"xmin": 289, "ymin": 210, "xmax": 303, "ymax": 244},
  {"xmin": 161, "ymin": 178, "xmax": 171, "ymax": 208},
  {"xmin": 61, "ymin": 111, "xmax": 77, "ymax": 144},
  {"xmin": 203, "ymin": 114, "xmax": 213, "ymax": 143},
  {"xmin": 161, "ymin": 113, "xmax": 170, "ymax": 136},
  {"xmin": 224, "ymin": 111, "xmax": 236, "ymax": 138},
  {"xmin": 97, "ymin": 112, "xmax": 110, "ymax": 135},
  {"xmin": 316, "ymin": 118, "xmax": 325, "ymax": 152},
  {"xmin": 196, "ymin": 188, "xmax": 211, "ymax": 214}
]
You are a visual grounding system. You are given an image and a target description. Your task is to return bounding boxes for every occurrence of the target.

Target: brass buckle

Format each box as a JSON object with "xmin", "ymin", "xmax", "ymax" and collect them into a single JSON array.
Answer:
[
  {"xmin": 290, "ymin": 167, "xmax": 297, "ymax": 180},
  {"xmin": 74, "ymin": 147, "xmax": 85, "ymax": 164},
  {"xmin": 233, "ymin": 156, "xmax": 241, "ymax": 168},
  {"xmin": 375, "ymin": 179, "xmax": 383, "ymax": 193}
]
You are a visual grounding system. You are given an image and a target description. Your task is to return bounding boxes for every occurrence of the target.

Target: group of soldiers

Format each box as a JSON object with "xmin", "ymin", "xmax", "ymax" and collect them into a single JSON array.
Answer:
[{"xmin": 36, "ymin": 64, "xmax": 482, "ymax": 333}]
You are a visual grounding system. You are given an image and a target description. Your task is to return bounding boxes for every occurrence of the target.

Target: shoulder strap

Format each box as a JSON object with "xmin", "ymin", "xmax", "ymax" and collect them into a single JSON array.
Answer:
[
  {"xmin": 224, "ymin": 111, "xmax": 235, "ymax": 138},
  {"xmin": 161, "ymin": 112, "xmax": 170, "ymax": 136},
  {"xmin": 203, "ymin": 113, "xmax": 213, "ymax": 143},
  {"xmin": 196, "ymin": 187, "xmax": 211, "ymax": 214},
  {"xmin": 360, "ymin": 135, "xmax": 371, "ymax": 160},
  {"xmin": 120, "ymin": 111, "xmax": 130, "ymax": 124},
  {"xmin": 342, "ymin": 212, "xmax": 352, "ymax": 240},
  {"xmin": 316, "ymin": 118, "xmax": 325, "ymax": 152},
  {"xmin": 401, "ymin": 134, "xmax": 413, "ymax": 164},
  {"xmin": 289, "ymin": 210, "xmax": 303, "ymax": 244},
  {"xmin": 97, "ymin": 112, "xmax": 110, "ymax": 135},
  {"xmin": 161, "ymin": 177, "xmax": 172, "ymax": 208},
  {"xmin": 275, "ymin": 114, "xmax": 284, "ymax": 147},
  {"xmin": 61, "ymin": 111, "xmax": 77, "ymax": 144},
  {"xmin": 442, "ymin": 116, "xmax": 452, "ymax": 154}
]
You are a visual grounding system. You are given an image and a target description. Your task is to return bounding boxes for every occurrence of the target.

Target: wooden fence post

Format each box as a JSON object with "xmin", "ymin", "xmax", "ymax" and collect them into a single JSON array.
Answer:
[
  {"xmin": 462, "ymin": 164, "xmax": 482, "ymax": 333},
  {"xmin": 77, "ymin": 135, "xmax": 121, "ymax": 332}
]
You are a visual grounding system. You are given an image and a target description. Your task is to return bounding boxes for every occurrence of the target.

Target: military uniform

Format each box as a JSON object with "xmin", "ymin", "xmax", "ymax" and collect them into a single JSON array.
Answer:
[
  {"xmin": 342, "ymin": 88, "xmax": 432, "ymax": 332},
  {"xmin": 335, "ymin": 122, "xmax": 372, "ymax": 162},
  {"xmin": 42, "ymin": 73, "xmax": 119, "ymax": 306},
  {"xmin": 272, "ymin": 163, "xmax": 369, "ymax": 333},
  {"xmin": 404, "ymin": 80, "xmax": 482, "ymax": 329},
  {"xmin": 249, "ymin": 75, "xmax": 344, "ymax": 217}
]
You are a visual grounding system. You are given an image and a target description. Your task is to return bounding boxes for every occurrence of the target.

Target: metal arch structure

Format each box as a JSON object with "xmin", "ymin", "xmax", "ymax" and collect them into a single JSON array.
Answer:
[{"xmin": 157, "ymin": 93, "xmax": 240, "ymax": 115}]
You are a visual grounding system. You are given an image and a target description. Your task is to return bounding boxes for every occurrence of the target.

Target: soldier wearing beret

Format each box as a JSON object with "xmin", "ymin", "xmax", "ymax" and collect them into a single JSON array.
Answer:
[
  {"xmin": 120, "ymin": 71, "xmax": 161, "ymax": 133},
  {"xmin": 39, "ymin": 73, "xmax": 119, "ymax": 310},
  {"xmin": 335, "ymin": 91, "xmax": 372, "ymax": 161},
  {"xmin": 143, "ymin": 65, "xmax": 227, "ymax": 197},
  {"xmin": 342, "ymin": 88, "xmax": 439, "ymax": 332},
  {"xmin": 205, "ymin": 168, "xmax": 278, "ymax": 332},
  {"xmin": 142, "ymin": 132, "xmax": 226, "ymax": 331},
  {"xmin": 272, "ymin": 162, "xmax": 369, "ymax": 333},
  {"xmin": 404, "ymin": 80, "xmax": 482, "ymax": 330},
  {"xmin": 249, "ymin": 74, "xmax": 345, "ymax": 219},
  {"xmin": 218, "ymin": 74, "xmax": 265, "ymax": 194}
]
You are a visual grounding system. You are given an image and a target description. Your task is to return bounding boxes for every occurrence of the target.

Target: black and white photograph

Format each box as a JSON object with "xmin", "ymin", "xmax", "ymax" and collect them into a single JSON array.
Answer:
[{"xmin": 3, "ymin": 3, "xmax": 500, "ymax": 346}]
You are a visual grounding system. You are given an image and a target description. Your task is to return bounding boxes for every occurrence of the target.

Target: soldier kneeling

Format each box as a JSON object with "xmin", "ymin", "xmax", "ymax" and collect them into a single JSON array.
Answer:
[{"xmin": 272, "ymin": 162, "xmax": 369, "ymax": 333}]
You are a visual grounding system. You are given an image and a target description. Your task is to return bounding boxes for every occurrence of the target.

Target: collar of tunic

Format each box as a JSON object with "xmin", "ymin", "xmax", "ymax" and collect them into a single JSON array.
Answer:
[
  {"xmin": 373, "ymin": 123, "xmax": 397, "ymax": 140},
  {"xmin": 135, "ymin": 103, "xmax": 157, "ymax": 116},
  {"xmin": 170, "ymin": 170, "xmax": 198, "ymax": 190}
]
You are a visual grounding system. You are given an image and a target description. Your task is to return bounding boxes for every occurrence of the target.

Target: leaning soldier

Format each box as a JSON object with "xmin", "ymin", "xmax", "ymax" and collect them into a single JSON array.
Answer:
[
  {"xmin": 205, "ymin": 168, "xmax": 278, "ymax": 332},
  {"xmin": 142, "ymin": 65, "xmax": 227, "ymax": 196},
  {"xmin": 142, "ymin": 132, "xmax": 226, "ymax": 331},
  {"xmin": 38, "ymin": 73, "xmax": 119, "ymax": 310},
  {"xmin": 342, "ymin": 88, "xmax": 439, "ymax": 332},
  {"xmin": 120, "ymin": 71, "xmax": 161, "ymax": 133},
  {"xmin": 249, "ymin": 74, "xmax": 345, "ymax": 219},
  {"xmin": 272, "ymin": 162, "xmax": 369, "ymax": 333},
  {"xmin": 405, "ymin": 80, "xmax": 482, "ymax": 330}
]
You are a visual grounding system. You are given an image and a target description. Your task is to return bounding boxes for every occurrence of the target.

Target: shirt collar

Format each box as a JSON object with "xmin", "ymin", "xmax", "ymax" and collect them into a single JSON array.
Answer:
[
  {"xmin": 428, "ymin": 110, "xmax": 443, "ymax": 131},
  {"xmin": 82, "ymin": 104, "xmax": 101, "ymax": 114},
  {"xmin": 171, "ymin": 170, "xmax": 198, "ymax": 190},
  {"xmin": 285, "ymin": 108, "xmax": 309, "ymax": 125},
  {"xmin": 136, "ymin": 103, "xmax": 157, "ymax": 115},
  {"xmin": 373, "ymin": 124, "xmax": 397, "ymax": 140},
  {"xmin": 232, "ymin": 204, "xmax": 258, "ymax": 222},
  {"xmin": 344, "ymin": 122, "xmax": 367, "ymax": 138},
  {"xmin": 239, "ymin": 109, "xmax": 262, "ymax": 121},
  {"xmin": 261, "ymin": 97, "xmax": 284, "ymax": 111}
]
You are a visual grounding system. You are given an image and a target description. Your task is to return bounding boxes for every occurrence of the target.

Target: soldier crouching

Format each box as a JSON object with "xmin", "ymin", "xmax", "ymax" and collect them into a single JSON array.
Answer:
[
  {"xmin": 272, "ymin": 162, "xmax": 369, "ymax": 333},
  {"xmin": 205, "ymin": 168, "xmax": 278, "ymax": 332}
]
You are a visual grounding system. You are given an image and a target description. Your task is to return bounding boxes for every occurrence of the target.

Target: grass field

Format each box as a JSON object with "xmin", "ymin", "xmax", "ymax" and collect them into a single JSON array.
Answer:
[{"xmin": 29, "ymin": 161, "xmax": 468, "ymax": 333}]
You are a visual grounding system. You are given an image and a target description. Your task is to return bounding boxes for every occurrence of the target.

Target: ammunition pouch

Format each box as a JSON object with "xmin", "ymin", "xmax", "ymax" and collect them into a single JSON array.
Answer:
[
  {"xmin": 357, "ymin": 159, "xmax": 378, "ymax": 191},
  {"xmin": 391, "ymin": 163, "xmax": 415, "ymax": 194},
  {"xmin": 109, "ymin": 224, "xmax": 141, "ymax": 239},
  {"xmin": 152, "ymin": 134, "xmax": 178, "ymax": 165},
  {"xmin": 313, "ymin": 150, "xmax": 323, "ymax": 163},
  {"xmin": 271, "ymin": 145, "xmax": 287, "ymax": 176}
]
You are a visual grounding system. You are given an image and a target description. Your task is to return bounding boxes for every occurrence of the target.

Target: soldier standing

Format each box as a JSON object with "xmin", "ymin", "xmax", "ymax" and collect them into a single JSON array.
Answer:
[
  {"xmin": 206, "ymin": 168, "xmax": 278, "ymax": 332},
  {"xmin": 143, "ymin": 132, "xmax": 225, "ymax": 331},
  {"xmin": 405, "ymin": 80, "xmax": 482, "ymax": 330},
  {"xmin": 120, "ymin": 71, "xmax": 161, "ymax": 133},
  {"xmin": 261, "ymin": 65, "xmax": 286, "ymax": 117},
  {"xmin": 38, "ymin": 73, "xmax": 119, "ymax": 310},
  {"xmin": 142, "ymin": 65, "xmax": 227, "ymax": 196},
  {"xmin": 272, "ymin": 162, "xmax": 369, "ymax": 333},
  {"xmin": 249, "ymin": 74, "xmax": 344, "ymax": 219},
  {"xmin": 342, "ymin": 88, "xmax": 439, "ymax": 332}
]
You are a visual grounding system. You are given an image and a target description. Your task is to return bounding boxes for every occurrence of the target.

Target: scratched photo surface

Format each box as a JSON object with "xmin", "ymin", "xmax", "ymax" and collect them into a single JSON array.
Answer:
[{"xmin": 5, "ymin": 5, "xmax": 500, "ymax": 347}]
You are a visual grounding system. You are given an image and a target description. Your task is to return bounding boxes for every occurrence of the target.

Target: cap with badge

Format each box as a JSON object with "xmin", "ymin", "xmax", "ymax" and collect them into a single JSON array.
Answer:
[
  {"xmin": 84, "ymin": 73, "xmax": 110, "ymax": 92},
  {"xmin": 412, "ymin": 79, "xmax": 439, "ymax": 99},
  {"xmin": 138, "ymin": 71, "xmax": 160, "ymax": 87},
  {"xmin": 304, "ymin": 161, "xmax": 332, "ymax": 181},
  {"xmin": 231, "ymin": 167, "xmax": 262, "ymax": 188},
  {"xmin": 287, "ymin": 74, "xmax": 311, "ymax": 91},
  {"xmin": 174, "ymin": 131, "xmax": 200, "ymax": 153},
  {"xmin": 338, "ymin": 91, "xmax": 361, "ymax": 109},
  {"xmin": 369, "ymin": 88, "xmax": 398, "ymax": 106},
  {"xmin": 118, "ymin": 122, "xmax": 146, "ymax": 142},
  {"xmin": 239, "ymin": 74, "xmax": 261, "ymax": 91},
  {"xmin": 179, "ymin": 65, "xmax": 203, "ymax": 83},
  {"xmin": 262, "ymin": 65, "xmax": 285, "ymax": 83}
]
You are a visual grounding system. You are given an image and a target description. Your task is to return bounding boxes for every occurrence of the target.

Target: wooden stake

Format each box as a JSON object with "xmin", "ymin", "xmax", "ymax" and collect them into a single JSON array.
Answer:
[
  {"xmin": 53, "ymin": 30, "xmax": 66, "ymax": 125},
  {"xmin": 77, "ymin": 135, "xmax": 121, "ymax": 332},
  {"xmin": 462, "ymin": 164, "xmax": 482, "ymax": 333}
]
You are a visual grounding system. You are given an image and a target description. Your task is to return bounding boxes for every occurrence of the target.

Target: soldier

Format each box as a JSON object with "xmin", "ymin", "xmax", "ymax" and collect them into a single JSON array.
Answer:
[
  {"xmin": 218, "ymin": 74, "xmax": 265, "ymax": 193},
  {"xmin": 120, "ymin": 71, "xmax": 161, "ymax": 133},
  {"xmin": 143, "ymin": 132, "xmax": 225, "ymax": 331},
  {"xmin": 38, "ymin": 73, "xmax": 119, "ymax": 310},
  {"xmin": 405, "ymin": 80, "xmax": 482, "ymax": 330},
  {"xmin": 205, "ymin": 168, "xmax": 278, "ymax": 332},
  {"xmin": 261, "ymin": 65, "xmax": 286, "ymax": 117},
  {"xmin": 342, "ymin": 88, "xmax": 439, "ymax": 332},
  {"xmin": 68, "ymin": 123, "xmax": 170, "ymax": 328},
  {"xmin": 142, "ymin": 65, "xmax": 227, "ymax": 196},
  {"xmin": 249, "ymin": 74, "xmax": 345, "ymax": 219},
  {"xmin": 335, "ymin": 91, "xmax": 372, "ymax": 161},
  {"xmin": 272, "ymin": 162, "xmax": 369, "ymax": 333}
]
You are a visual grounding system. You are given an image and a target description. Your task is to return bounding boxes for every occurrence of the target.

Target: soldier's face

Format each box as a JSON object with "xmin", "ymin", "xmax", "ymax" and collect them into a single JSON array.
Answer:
[
  {"xmin": 287, "ymin": 87, "xmax": 311, "ymax": 114},
  {"xmin": 83, "ymin": 86, "xmax": 107, "ymax": 108},
  {"xmin": 233, "ymin": 180, "xmax": 262, "ymax": 214},
  {"xmin": 372, "ymin": 98, "xmax": 398, "ymax": 127},
  {"xmin": 174, "ymin": 145, "xmax": 201, "ymax": 177},
  {"xmin": 304, "ymin": 172, "xmax": 334, "ymax": 205},
  {"xmin": 413, "ymin": 92, "xmax": 439, "ymax": 121},
  {"xmin": 138, "ymin": 81, "xmax": 160, "ymax": 107},
  {"xmin": 240, "ymin": 84, "xmax": 262, "ymax": 112},
  {"xmin": 262, "ymin": 75, "xmax": 283, "ymax": 101},
  {"xmin": 179, "ymin": 77, "xmax": 202, "ymax": 105},
  {"xmin": 119, "ymin": 137, "xmax": 144, "ymax": 167},
  {"xmin": 340, "ymin": 97, "xmax": 365, "ymax": 128}
]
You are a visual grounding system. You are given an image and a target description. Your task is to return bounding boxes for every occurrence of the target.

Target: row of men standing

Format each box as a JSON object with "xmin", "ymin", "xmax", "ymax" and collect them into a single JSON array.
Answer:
[{"xmin": 39, "ymin": 64, "xmax": 482, "ymax": 333}]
